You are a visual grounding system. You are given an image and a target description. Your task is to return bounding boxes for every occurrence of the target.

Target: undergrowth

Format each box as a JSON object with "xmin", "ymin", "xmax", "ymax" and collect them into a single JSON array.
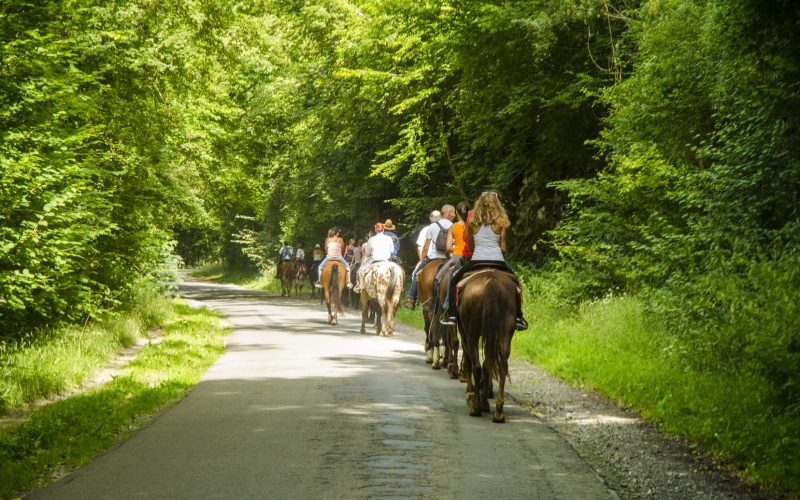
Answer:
[{"xmin": 513, "ymin": 269, "xmax": 799, "ymax": 496}]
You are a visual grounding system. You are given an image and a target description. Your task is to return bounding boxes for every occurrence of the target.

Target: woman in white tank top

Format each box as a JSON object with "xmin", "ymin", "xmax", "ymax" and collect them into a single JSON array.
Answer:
[{"xmin": 442, "ymin": 191, "xmax": 528, "ymax": 330}]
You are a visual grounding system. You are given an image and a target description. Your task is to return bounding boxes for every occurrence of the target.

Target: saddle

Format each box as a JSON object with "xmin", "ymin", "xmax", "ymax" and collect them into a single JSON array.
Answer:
[{"xmin": 455, "ymin": 266, "xmax": 522, "ymax": 307}]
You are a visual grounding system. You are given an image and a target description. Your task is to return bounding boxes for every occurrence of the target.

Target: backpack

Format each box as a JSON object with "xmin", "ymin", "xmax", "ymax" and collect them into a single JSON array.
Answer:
[{"xmin": 434, "ymin": 222, "xmax": 449, "ymax": 253}]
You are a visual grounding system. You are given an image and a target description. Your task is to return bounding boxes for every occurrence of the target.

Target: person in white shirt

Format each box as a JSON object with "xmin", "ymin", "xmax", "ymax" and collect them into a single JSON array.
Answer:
[
  {"xmin": 404, "ymin": 205, "xmax": 455, "ymax": 309},
  {"xmin": 354, "ymin": 222, "xmax": 394, "ymax": 291}
]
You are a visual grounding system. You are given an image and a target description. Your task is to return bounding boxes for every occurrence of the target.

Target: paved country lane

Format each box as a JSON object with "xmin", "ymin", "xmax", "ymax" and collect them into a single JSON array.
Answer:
[{"xmin": 28, "ymin": 277, "xmax": 617, "ymax": 499}]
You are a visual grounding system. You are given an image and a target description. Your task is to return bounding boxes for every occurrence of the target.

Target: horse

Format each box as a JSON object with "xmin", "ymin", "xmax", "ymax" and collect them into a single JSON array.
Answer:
[
  {"xmin": 429, "ymin": 265, "xmax": 462, "ymax": 379},
  {"xmin": 279, "ymin": 260, "xmax": 296, "ymax": 297},
  {"xmin": 348, "ymin": 262, "xmax": 361, "ymax": 310},
  {"xmin": 321, "ymin": 260, "xmax": 347, "ymax": 325},
  {"xmin": 310, "ymin": 262, "xmax": 321, "ymax": 298},
  {"xmin": 416, "ymin": 259, "xmax": 446, "ymax": 364},
  {"xmin": 457, "ymin": 268, "xmax": 518, "ymax": 423},
  {"xmin": 359, "ymin": 261, "xmax": 405, "ymax": 336},
  {"xmin": 295, "ymin": 262, "xmax": 308, "ymax": 297}
]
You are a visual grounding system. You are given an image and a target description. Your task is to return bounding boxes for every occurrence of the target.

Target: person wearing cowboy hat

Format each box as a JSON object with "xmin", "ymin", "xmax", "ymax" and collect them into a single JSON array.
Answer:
[
  {"xmin": 382, "ymin": 219, "xmax": 400, "ymax": 261},
  {"xmin": 354, "ymin": 222, "xmax": 395, "ymax": 292}
]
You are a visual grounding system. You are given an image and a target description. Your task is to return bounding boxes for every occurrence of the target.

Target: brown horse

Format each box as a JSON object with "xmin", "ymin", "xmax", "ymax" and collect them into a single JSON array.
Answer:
[
  {"xmin": 359, "ymin": 261, "xmax": 405, "ymax": 336},
  {"xmin": 295, "ymin": 262, "xmax": 308, "ymax": 297},
  {"xmin": 321, "ymin": 260, "xmax": 347, "ymax": 325},
  {"xmin": 457, "ymin": 268, "xmax": 517, "ymax": 423},
  {"xmin": 417, "ymin": 259, "xmax": 446, "ymax": 365},
  {"xmin": 430, "ymin": 266, "xmax": 462, "ymax": 379},
  {"xmin": 279, "ymin": 261, "xmax": 296, "ymax": 297}
]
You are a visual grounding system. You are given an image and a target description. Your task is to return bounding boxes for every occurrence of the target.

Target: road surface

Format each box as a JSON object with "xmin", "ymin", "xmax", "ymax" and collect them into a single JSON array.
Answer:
[{"xmin": 30, "ymin": 277, "xmax": 617, "ymax": 499}]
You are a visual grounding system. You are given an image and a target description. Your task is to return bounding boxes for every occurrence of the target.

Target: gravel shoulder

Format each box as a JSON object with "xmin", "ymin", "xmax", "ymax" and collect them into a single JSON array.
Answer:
[{"xmin": 505, "ymin": 357, "xmax": 771, "ymax": 500}]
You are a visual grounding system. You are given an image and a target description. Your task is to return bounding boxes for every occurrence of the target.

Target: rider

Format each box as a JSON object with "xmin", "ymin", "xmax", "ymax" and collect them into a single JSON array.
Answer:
[
  {"xmin": 382, "ymin": 219, "xmax": 400, "ymax": 261},
  {"xmin": 440, "ymin": 191, "xmax": 528, "ymax": 330},
  {"xmin": 354, "ymin": 222, "xmax": 395, "ymax": 292},
  {"xmin": 428, "ymin": 201, "xmax": 470, "ymax": 313},
  {"xmin": 314, "ymin": 228, "xmax": 353, "ymax": 288},
  {"xmin": 276, "ymin": 240, "xmax": 293, "ymax": 278},
  {"xmin": 403, "ymin": 205, "xmax": 455, "ymax": 309},
  {"xmin": 295, "ymin": 242, "xmax": 306, "ymax": 265},
  {"xmin": 311, "ymin": 243, "xmax": 324, "ymax": 283}
]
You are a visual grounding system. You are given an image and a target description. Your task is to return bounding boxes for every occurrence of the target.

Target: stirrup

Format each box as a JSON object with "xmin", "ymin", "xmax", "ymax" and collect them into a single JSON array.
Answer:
[
  {"xmin": 314, "ymin": 282, "xmax": 322, "ymax": 288},
  {"xmin": 439, "ymin": 313, "xmax": 456, "ymax": 326},
  {"xmin": 515, "ymin": 316, "xmax": 529, "ymax": 331}
]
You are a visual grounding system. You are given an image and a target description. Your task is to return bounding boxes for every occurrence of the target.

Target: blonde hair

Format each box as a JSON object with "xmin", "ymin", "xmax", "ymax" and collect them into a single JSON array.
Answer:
[{"xmin": 471, "ymin": 191, "xmax": 510, "ymax": 229}]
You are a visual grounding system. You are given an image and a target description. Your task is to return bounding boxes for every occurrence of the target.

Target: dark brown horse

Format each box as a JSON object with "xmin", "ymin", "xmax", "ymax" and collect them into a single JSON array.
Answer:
[
  {"xmin": 321, "ymin": 260, "xmax": 347, "ymax": 325},
  {"xmin": 295, "ymin": 262, "xmax": 308, "ymax": 297},
  {"xmin": 457, "ymin": 268, "xmax": 517, "ymax": 423},
  {"xmin": 417, "ymin": 259, "xmax": 446, "ymax": 365},
  {"xmin": 430, "ymin": 266, "xmax": 462, "ymax": 379},
  {"xmin": 279, "ymin": 261, "xmax": 296, "ymax": 297}
]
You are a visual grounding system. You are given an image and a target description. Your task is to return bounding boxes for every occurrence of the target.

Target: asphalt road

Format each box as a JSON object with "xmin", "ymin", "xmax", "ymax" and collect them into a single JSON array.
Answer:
[{"xmin": 29, "ymin": 278, "xmax": 617, "ymax": 499}]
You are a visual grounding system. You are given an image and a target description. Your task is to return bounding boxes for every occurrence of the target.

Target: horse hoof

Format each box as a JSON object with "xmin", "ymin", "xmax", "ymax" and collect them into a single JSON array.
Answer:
[
  {"xmin": 492, "ymin": 413, "xmax": 506, "ymax": 424},
  {"xmin": 432, "ymin": 363, "xmax": 441, "ymax": 370},
  {"xmin": 469, "ymin": 408, "xmax": 482, "ymax": 417}
]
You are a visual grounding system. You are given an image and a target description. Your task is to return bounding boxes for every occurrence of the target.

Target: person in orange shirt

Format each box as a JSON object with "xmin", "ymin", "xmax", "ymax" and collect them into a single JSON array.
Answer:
[{"xmin": 428, "ymin": 201, "xmax": 470, "ymax": 313}]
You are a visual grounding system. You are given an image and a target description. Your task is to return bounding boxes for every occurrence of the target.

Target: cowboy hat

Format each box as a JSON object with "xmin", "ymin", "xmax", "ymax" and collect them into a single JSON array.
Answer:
[{"xmin": 383, "ymin": 219, "xmax": 396, "ymax": 230}]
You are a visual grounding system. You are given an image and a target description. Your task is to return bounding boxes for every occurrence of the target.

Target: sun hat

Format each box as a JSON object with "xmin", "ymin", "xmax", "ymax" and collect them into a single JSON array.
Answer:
[{"xmin": 383, "ymin": 219, "xmax": 396, "ymax": 230}]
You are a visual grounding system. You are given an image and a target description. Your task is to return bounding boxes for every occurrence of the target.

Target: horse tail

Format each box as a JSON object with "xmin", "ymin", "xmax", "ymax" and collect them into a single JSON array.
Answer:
[
  {"xmin": 386, "ymin": 264, "xmax": 397, "ymax": 301},
  {"xmin": 481, "ymin": 275, "xmax": 506, "ymax": 384},
  {"xmin": 332, "ymin": 264, "xmax": 342, "ymax": 313}
]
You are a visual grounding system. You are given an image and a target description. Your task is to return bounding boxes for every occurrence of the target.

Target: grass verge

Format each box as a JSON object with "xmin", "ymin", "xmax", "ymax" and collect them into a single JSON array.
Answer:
[
  {"xmin": 513, "ymin": 270, "xmax": 799, "ymax": 496},
  {"xmin": 0, "ymin": 300, "xmax": 229, "ymax": 499},
  {"xmin": 190, "ymin": 263, "xmax": 281, "ymax": 293}
]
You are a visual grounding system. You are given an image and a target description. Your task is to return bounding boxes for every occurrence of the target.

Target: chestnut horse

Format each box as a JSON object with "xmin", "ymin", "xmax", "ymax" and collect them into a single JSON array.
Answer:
[
  {"xmin": 359, "ymin": 261, "xmax": 405, "ymax": 336},
  {"xmin": 279, "ymin": 261, "xmax": 296, "ymax": 297},
  {"xmin": 295, "ymin": 262, "xmax": 308, "ymax": 297},
  {"xmin": 457, "ymin": 268, "xmax": 517, "ymax": 423},
  {"xmin": 417, "ymin": 259, "xmax": 446, "ymax": 365},
  {"xmin": 321, "ymin": 260, "xmax": 347, "ymax": 325}
]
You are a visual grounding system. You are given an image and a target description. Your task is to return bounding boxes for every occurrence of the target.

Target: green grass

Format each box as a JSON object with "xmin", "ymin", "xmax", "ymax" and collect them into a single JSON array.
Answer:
[
  {"xmin": 0, "ymin": 300, "xmax": 230, "ymax": 499},
  {"xmin": 190, "ymin": 263, "xmax": 282, "ymax": 293},
  {"xmin": 513, "ymin": 272, "xmax": 799, "ymax": 496}
]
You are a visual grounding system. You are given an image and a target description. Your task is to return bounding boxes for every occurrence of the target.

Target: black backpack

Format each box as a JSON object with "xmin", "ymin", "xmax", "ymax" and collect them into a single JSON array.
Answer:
[{"xmin": 434, "ymin": 222, "xmax": 449, "ymax": 252}]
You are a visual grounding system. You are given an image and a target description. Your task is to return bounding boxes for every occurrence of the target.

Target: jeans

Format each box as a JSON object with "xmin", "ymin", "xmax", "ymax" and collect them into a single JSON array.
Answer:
[
  {"xmin": 317, "ymin": 256, "xmax": 351, "ymax": 280},
  {"xmin": 407, "ymin": 258, "xmax": 431, "ymax": 300}
]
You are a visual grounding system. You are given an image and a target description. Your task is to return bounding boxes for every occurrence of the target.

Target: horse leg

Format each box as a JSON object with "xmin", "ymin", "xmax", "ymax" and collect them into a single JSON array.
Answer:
[
  {"xmin": 376, "ymin": 297, "xmax": 387, "ymax": 336},
  {"xmin": 493, "ymin": 373, "xmax": 507, "ymax": 424},
  {"xmin": 447, "ymin": 331, "xmax": 459, "ymax": 380},
  {"xmin": 424, "ymin": 313, "xmax": 434, "ymax": 363},
  {"xmin": 359, "ymin": 294, "xmax": 368, "ymax": 335},
  {"xmin": 468, "ymin": 356, "xmax": 483, "ymax": 417}
]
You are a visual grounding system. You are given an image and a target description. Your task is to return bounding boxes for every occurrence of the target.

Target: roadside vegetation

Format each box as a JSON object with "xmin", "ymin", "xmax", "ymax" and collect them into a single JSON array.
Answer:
[
  {"xmin": 3, "ymin": 0, "xmax": 798, "ymax": 497},
  {"xmin": 0, "ymin": 294, "xmax": 230, "ymax": 499}
]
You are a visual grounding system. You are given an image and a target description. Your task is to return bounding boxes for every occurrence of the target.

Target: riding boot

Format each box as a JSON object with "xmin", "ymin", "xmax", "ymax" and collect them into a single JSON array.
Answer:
[
  {"xmin": 440, "ymin": 300, "xmax": 457, "ymax": 325},
  {"xmin": 515, "ymin": 290, "xmax": 529, "ymax": 331}
]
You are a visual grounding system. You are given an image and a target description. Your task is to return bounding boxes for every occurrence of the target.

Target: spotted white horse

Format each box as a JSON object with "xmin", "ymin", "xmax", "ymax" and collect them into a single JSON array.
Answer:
[{"xmin": 358, "ymin": 261, "xmax": 405, "ymax": 336}]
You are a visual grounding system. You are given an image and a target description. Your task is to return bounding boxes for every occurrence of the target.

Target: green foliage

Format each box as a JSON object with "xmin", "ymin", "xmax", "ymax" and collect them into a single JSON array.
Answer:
[
  {"xmin": 514, "ymin": 271, "xmax": 800, "ymax": 494},
  {"xmin": 549, "ymin": 0, "xmax": 800, "ymax": 420}
]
